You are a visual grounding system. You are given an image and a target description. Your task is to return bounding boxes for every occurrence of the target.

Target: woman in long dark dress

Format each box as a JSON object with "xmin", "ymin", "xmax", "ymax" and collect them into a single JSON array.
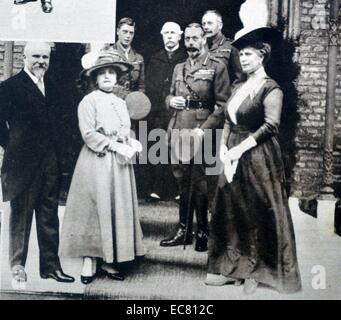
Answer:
[{"xmin": 204, "ymin": 27, "xmax": 301, "ymax": 294}]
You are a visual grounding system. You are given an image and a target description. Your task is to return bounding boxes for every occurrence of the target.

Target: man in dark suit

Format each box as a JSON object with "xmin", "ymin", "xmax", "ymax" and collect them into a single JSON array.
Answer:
[
  {"xmin": 0, "ymin": 42, "xmax": 74, "ymax": 284},
  {"xmin": 145, "ymin": 22, "xmax": 187, "ymax": 202}
]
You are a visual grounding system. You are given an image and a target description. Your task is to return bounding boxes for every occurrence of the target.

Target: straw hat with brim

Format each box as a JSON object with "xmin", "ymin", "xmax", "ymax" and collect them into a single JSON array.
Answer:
[
  {"xmin": 83, "ymin": 51, "xmax": 133, "ymax": 78},
  {"xmin": 232, "ymin": 27, "xmax": 281, "ymax": 50}
]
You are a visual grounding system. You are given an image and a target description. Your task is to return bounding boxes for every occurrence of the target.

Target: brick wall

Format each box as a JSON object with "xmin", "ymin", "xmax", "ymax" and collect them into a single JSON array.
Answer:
[
  {"xmin": 291, "ymin": 0, "xmax": 341, "ymax": 197},
  {"xmin": 0, "ymin": 42, "xmax": 5, "ymax": 79},
  {"xmin": 12, "ymin": 42, "xmax": 25, "ymax": 75},
  {"xmin": 0, "ymin": 41, "xmax": 25, "ymax": 81}
]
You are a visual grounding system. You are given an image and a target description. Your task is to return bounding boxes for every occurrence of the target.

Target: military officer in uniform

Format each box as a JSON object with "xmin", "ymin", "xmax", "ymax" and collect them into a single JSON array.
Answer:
[
  {"xmin": 108, "ymin": 17, "xmax": 145, "ymax": 96},
  {"xmin": 202, "ymin": 10, "xmax": 243, "ymax": 83},
  {"xmin": 160, "ymin": 23, "xmax": 230, "ymax": 252}
]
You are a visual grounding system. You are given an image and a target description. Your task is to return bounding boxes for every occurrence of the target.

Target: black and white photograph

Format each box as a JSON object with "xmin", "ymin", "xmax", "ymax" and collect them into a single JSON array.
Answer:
[{"xmin": 0, "ymin": 0, "xmax": 341, "ymax": 303}]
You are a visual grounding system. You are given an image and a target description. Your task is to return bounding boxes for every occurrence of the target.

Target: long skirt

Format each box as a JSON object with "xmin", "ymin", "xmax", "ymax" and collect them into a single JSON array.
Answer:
[
  {"xmin": 207, "ymin": 129, "xmax": 301, "ymax": 294},
  {"xmin": 59, "ymin": 145, "xmax": 145, "ymax": 264}
]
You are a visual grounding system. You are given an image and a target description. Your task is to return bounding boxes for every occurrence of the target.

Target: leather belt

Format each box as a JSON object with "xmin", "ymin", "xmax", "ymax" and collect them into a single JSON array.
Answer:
[{"xmin": 185, "ymin": 98, "xmax": 209, "ymax": 109}]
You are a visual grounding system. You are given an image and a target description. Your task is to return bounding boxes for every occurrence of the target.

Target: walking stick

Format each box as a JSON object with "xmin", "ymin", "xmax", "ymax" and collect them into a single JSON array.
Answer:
[{"xmin": 183, "ymin": 161, "xmax": 193, "ymax": 250}]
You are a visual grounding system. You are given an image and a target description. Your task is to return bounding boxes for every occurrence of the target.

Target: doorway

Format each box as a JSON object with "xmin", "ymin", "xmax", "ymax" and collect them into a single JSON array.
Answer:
[
  {"xmin": 49, "ymin": 1, "xmax": 248, "ymax": 200},
  {"xmin": 117, "ymin": 0, "xmax": 246, "ymax": 63}
]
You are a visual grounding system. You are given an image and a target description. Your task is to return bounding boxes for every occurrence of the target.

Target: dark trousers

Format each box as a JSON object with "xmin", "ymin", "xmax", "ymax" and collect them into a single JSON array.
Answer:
[
  {"xmin": 9, "ymin": 151, "xmax": 61, "ymax": 274},
  {"xmin": 172, "ymin": 163, "xmax": 209, "ymax": 234},
  {"xmin": 146, "ymin": 111, "xmax": 177, "ymax": 199}
]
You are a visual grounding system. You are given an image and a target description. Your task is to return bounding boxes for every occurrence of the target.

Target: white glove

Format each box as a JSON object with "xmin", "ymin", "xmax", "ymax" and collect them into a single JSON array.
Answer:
[
  {"xmin": 107, "ymin": 140, "xmax": 136, "ymax": 164},
  {"xmin": 128, "ymin": 138, "xmax": 143, "ymax": 153},
  {"xmin": 193, "ymin": 127, "xmax": 205, "ymax": 139},
  {"xmin": 226, "ymin": 136, "xmax": 257, "ymax": 161},
  {"xmin": 115, "ymin": 143, "xmax": 136, "ymax": 160},
  {"xmin": 220, "ymin": 144, "xmax": 238, "ymax": 183},
  {"xmin": 169, "ymin": 96, "xmax": 186, "ymax": 110}
]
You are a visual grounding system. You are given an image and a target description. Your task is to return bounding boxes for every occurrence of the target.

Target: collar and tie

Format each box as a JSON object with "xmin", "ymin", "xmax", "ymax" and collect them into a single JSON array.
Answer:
[
  {"xmin": 36, "ymin": 77, "xmax": 45, "ymax": 96},
  {"xmin": 24, "ymin": 67, "xmax": 45, "ymax": 96},
  {"xmin": 117, "ymin": 42, "xmax": 131, "ymax": 60}
]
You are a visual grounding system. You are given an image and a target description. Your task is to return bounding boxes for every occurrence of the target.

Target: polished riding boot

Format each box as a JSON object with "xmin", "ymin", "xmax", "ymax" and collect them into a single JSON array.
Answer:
[
  {"xmin": 194, "ymin": 194, "xmax": 209, "ymax": 252},
  {"xmin": 160, "ymin": 194, "xmax": 194, "ymax": 247}
]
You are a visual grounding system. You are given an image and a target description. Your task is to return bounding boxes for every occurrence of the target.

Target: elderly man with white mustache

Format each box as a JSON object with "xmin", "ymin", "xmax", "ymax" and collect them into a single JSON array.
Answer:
[
  {"xmin": 145, "ymin": 22, "xmax": 187, "ymax": 202},
  {"xmin": 0, "ymin": 42, "xmax": 74, "ymax": 286},
  {"xmin": 202, "ymin": 10, "xmax": 243, "ymax": 83}
]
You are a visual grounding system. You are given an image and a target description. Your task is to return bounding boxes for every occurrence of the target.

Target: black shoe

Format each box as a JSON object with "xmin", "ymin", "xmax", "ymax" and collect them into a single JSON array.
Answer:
[
  {"xmin": 195, "ymin": 231, "xmax": 208, "ymax": 252},
  {"xmin": 41, "ymin": 0, "xmax": 53, "ymax": 13},
  {"xmin": 80, "ymin": 275, "xmax": 94, "ymax": 285},
  {"xmin": 160, "ymin": 227, "xmax": 193, "ymax": 247},
  {"xmin": 100, "ymin": 269, "xmax": 125, "ymax": 281},
  {"xmin": 40, "ymin": 269, "xmax": 75, "ymax": 283}
]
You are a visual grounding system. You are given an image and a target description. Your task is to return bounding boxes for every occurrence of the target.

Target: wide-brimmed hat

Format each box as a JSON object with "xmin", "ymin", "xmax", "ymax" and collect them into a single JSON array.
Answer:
[
  {"xmin": 83, "ymin": 49, "xmax": 133, "ymax": 77},
  {"xmin": 232, "ymin": 26, "xmax": 280, "ymax": 50}
]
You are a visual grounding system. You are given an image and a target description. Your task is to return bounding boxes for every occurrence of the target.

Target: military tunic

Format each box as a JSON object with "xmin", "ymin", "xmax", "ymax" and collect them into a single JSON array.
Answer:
[
  {"xmin": 110, "ymin": 42, "xmax": 145, "ymax": 93},
  {"xmin": 166, "ymin": 52, "xmax": 230, "ymax": 133},
  {"xmin": 166, "ymin": 52, "xmax": 230, "ymax": 193},
  {"xmin": 207, "ymin": 33, "xmax": 243, "ymax": 84}
]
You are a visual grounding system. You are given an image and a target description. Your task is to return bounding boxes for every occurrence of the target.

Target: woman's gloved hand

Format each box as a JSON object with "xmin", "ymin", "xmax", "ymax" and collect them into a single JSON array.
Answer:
[
  {"xmin": 127, "ymin": 138, "xmax": 143, "ymax": 153},
  {"xmin": 107, "ymin": 139, "xmax": 137, "ymax": 164},
  {"xmin": 226, "ymin": 136, "xmax": 257, "ymax": 161},
  {"xmin": 220, "ymin": 144, "xmax": 238, "ymax": 183}
]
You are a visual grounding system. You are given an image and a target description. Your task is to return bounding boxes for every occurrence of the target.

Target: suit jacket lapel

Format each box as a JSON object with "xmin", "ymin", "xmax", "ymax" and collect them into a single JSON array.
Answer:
[
  {"xmin": 19, "ymin": 70, "xmax": 46, "ymax": 103},
  {"xmin": 156, "ymin": 48, "xmax": 186, "ymax": 65},
  {"xmin": 171, "ymin": 48, "xmax": 186, "ymax": 64}
]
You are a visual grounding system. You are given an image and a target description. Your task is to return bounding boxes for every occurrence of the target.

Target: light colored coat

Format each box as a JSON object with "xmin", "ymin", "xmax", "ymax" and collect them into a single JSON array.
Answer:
[{"xmin": 59, "ymin": 90, "xmax": 145, "ymax": 263}]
